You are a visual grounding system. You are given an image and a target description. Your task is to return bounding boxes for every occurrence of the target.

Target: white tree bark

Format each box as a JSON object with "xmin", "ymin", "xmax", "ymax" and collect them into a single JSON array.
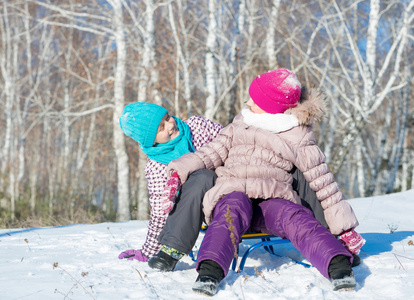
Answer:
[
  {"xmin": 324, "ymin": 94, "xmax": 338, "ymax": 164},
  {"xmin": 401, "ymin": 142, "xmax": 408, "ymax": 192},
  {"xmin": 108, "ymin": 0, "xmax": 130, "ymax": 222},
  {"xmin": 366, "ymin": 101, "xmax": 392, "ymax": 196},
  {"xmin": 135, "ymin": 0, "xmax": 160, "ymax": 220},
  {"xmin": 266, "ymin": 0, "xmax": 281, "ymax": 69},
  {"xmin": 137, "ymin": 0, "xmax": 160, "ymax": 105},
  {"xmin": 226, "ymin": 0, "xmax": 247, "ymax": 121},
  {"xmin": 411, "ymin": 158, "xmax": 414, "ymax": 190},
  {"xmin": 247, "ymin": 0, "xmax": 256, "ymax": 59},
  {"xmin": 386, "ymin": 91, "xmax": 409, "ymax": 193},
  {"xmin": 10, "ymin": 141, "xmax": 16, "ymax": 222},
  {"xmin": 237, "ymin": 0, "xmax": 246, "ymax": 109},
  {"xmin": 62, "ymin": 29, "xmax": 73, "ymax": 214},
  {"xmin": 366, "ymin": 0, "xmax": 379, "ymax": 80},
  {"xmin": 0, "ymin": 3, "xmax": 13, "ymax": 191},
  {"xmin": 204, "ymin": 0, "xmax": 217, "ymax": 120},
  {"xmin": 168, "ymin": 2, "xmax": 191, "ymax": 116},
  {"xmin": 355, "ymin": 137, "xmax": 365, "ymax": 197}
]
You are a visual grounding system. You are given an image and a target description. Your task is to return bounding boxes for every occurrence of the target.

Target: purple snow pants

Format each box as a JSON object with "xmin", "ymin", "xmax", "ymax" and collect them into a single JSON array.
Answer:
[{"xmin": 196, "ymin": 191, "xmax": 352, "ymax": 279}]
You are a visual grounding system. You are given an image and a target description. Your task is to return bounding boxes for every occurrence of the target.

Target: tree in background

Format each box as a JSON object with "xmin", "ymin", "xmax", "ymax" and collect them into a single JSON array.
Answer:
[{"xmin": 0, "ymin": 0, "xmax": 412, "ymax": 227}]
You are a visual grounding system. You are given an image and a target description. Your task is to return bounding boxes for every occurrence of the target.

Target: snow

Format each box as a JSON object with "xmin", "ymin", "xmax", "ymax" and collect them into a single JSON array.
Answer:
[
  {"xmin": 1, "ymin": 190, "xmax": 414, "ymax": 300},
  {"xmin": 283, "ymin": 73, "xmax": 301, "ymax": 90}
]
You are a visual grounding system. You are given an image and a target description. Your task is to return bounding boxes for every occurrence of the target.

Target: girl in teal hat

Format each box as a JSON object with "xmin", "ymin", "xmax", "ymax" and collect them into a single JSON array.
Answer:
[{"xmin": 118, "ymin": 102, "xmax": 223, "ymax": 261}]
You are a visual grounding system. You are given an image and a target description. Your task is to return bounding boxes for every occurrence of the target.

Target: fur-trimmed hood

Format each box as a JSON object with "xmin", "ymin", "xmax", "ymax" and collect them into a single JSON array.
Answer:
[{"xmin": 285, "ymin": 88, "xmax": 326, "ymax": 127}]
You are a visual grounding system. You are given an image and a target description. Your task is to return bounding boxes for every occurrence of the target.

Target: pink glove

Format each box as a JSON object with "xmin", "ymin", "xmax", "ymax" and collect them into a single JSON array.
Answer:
[
  {"xmin": 161, "ymin": 172, "xmax": 181, "ymax": 214},
  {"xmin": 118, "ymin": 249, "xmax": 149, "ymax": 262},
  {"xmin": 338, "ymin": 230, "xmax": 366, "ymax": 255}
]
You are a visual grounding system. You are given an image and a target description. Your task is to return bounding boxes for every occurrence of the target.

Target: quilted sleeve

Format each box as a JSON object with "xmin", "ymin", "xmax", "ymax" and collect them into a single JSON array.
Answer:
[
  {"xmin": 293, "ymin": 130, "xmax": 359, "ymax": 235},
  {"xmin": 140, "ymin": 160, "xmax": 170, "ymax": 258},
  {"xmin": 168, "ymin": 123, "xmax": 233, "ymax": 183}
]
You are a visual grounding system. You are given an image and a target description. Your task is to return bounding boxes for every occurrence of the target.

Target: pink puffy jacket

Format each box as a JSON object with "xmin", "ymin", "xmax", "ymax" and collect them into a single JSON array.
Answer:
[{"xmin": 168, "ymin": 89, "xmax": 358, "ymax": 235}]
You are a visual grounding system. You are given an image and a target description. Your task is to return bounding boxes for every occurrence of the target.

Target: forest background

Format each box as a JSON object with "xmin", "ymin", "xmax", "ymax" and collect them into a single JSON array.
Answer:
[{"xmin": 0, "ymin": 0, "xmax": 413, "ymax": 228}]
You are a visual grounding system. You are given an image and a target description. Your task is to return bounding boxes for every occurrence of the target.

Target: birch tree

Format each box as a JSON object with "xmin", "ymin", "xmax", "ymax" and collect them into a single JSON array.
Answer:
[
  {"xmin": 266, "ymin": 0, "xmax": 281, "ymax": 69},
  {"xmin": 0, "ymin": 2, "xmax": 14, "ymax": 194},
  {"xmin": 204, "ymin": 0, "xmax": 217, "ymax": 120},
  {"xmin": 107, "ymin": 0, "xmax": 130, "ymax": 221},
  {"xmin": 328, "ymin": 0, "xmax": 414, "ymax": 175},
  {"xmin": 284, "ymin": 0, "xmax": 414, "ymax": 196},
  {"xmin": 134, "ymin": 0, "xmax": 161, "ymax": 220},
  {"xmin": 137, "ymin": 0, "xmax": 160, "ymax": 105},
  {"xmin": 62, "ymin": 26, "xmax": 74, "ymax": 215},
  {"xmin": 168, "ymin": 0, "xmax": 192, "ymax": 116}
]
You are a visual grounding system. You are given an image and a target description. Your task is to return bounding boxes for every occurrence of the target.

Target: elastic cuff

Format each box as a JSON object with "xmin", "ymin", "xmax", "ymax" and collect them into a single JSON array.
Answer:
[{"xmin": 160, "ymin": 245, "xmax": 185, "ymax": 260}]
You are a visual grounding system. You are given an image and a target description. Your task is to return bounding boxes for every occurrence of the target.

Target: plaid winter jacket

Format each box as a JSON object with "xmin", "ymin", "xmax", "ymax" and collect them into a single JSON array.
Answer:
[{"xmin": 141, "ymin": 116, "xmax": 223, "ymax": 258}]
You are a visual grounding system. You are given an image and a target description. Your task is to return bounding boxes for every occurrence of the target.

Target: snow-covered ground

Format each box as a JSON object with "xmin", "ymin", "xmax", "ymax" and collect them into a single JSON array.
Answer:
[{"xmin": 1, "ymin": 190, "xmax": 414, "ymax": 299}]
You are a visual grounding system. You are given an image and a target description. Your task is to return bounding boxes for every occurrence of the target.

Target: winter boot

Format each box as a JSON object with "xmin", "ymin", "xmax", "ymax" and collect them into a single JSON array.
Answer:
[
  {"xmin": 148, "ymin": 245, "xmax": 184, "ymax": 272},
  {"xmin": 328, "ymin": 255, "xmax": 356, "ymax": 291},
  {"xmin": 192, "ymin": 260, "xmax": 224, "ymax": 296},
  {"xmin": 352, "ymin": 253, "xmax": 361, "ymax": 267}
]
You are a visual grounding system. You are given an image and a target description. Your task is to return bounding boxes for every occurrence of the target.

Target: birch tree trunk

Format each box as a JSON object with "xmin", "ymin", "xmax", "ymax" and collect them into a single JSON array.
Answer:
[
  {"xmin": 400, "ymin": 66, "xmax": 412, "ymax": 192},
  {"xmin": 168, "ymin": 2, "xmax": 191, "ymax": 117},
  {"xmin": 135, "ymin": 0, "xmax": 160, "ymax": 220},
  {"xmin": 0, "ymin": 3, "xmax": 13, "ymax": 192},
  {"xmin": 245, "ymin": 0, "xmax": 257, "ymax": 101},
  {"xmin": 324, "ymin": 95, "xmax": 338, "ymax": 164},
  {"xmin": 108, "ymin": 0, "xmax": 130, "ymax": 222},
  {"xmin": 237, "ymin": 0, "xmax": 246, "ymax": 110},
  {"xmin": 400, "ymin": 140, "xmax": 409, "ymax": 192},
  {"xmin": 355, "ymin": 137, "xmax": 365, "ymax": 197},
  {"xmin": 411, "ymin": 164, "xmax": 414, "ymax": 191},
  {"xmin": 63, "ymin": 28, "xmax": 74, "ymax": 217},
  {"xmin": 137, "ymin": 0, "xmax": 160, "ymax": 105},
  {"xmin": 226, "ymin": 0, "xmax": 246, "ymax": 122},
  {"xmin": 176, "ymin": 0, "xmax": 192, "ymax": 114},
  {"xmin": 385, "ymin": 90, "xmax": 409, "ymax": 194},
  {"xmin": 204, "ymin": 0, "xmax": 217, "ymax": 120},
  {"xmin": 29, "ymin": 149, "xmax": 39, "ymax": 216},
  {"xmin": 246, "ymin": 0, "xmax": 256, "ymax": 59},
  {"xmin": 9, "ymin": 135, "xmax": 18, "ymax": 222},
  {"xmin": 266, "ymin": 0, "xmax": 281, "ymax": 69},
  {"xmin": 365, "ymin": 102, "xmax": 391, "ymax": 196}
]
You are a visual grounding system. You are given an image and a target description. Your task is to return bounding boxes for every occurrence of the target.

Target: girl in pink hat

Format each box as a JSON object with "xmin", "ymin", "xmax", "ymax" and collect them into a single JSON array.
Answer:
[{"xmin": 164, "ymin": 68, "xmax": 364, "ymax": 295}]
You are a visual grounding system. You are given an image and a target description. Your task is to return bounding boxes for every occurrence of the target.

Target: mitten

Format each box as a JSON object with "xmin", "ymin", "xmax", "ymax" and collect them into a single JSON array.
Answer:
[
  {"xmin": 338, "ymin": 230, "xmax": 366, "ymax": 255},
  {"xmin": 118, "ymin": 249, "xmax": 149, "ymax": 262},
  {"xmin": 161, "ymin": 172, "xmax": 181, "ymax": 214}
]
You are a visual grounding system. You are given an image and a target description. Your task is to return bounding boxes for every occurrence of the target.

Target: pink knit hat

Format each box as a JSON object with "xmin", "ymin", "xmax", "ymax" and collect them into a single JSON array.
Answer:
[{"xmin": 248, "ymin": 68, "xmax": 302, "ymax": 114}]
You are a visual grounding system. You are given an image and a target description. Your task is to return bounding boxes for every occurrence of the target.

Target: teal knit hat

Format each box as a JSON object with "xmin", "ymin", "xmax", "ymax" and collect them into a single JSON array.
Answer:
[{"xmin": 119, "ymin": 102, "xmax": 168, "ymax": 147}]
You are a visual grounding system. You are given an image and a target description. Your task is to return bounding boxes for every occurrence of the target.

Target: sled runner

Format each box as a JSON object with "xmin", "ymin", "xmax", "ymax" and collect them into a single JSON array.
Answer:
[{"xmin": 190, "ymin": 226, "xmax": 311, "ymax": 271}]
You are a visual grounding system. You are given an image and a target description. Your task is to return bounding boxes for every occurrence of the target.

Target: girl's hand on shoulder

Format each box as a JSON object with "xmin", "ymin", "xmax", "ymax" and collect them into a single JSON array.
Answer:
[{"xmin": 161, "ymin": 172, "xmax": 181, "ymax": 214}]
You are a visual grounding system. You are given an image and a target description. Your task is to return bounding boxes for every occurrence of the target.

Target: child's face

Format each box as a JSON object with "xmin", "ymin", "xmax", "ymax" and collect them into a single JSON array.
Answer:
[
  {"xmin": 154, "ymin": 114, "xmax": 179, "ymax": 145},
  {"xmin": 246, "ymin": 98, "xmax": 266, "ymax": 114}
]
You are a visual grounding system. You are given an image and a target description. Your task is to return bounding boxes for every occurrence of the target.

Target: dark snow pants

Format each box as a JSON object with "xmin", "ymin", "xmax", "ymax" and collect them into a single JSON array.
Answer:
[
  {"xmin": 157, "ymin": 169, "xmax": 217, "ymax": 254},
  {"xmin": 158, "ymin": 168, "xmax": 329, "ymax": 254},
  {"xmin": 196, "ymin": 191, "xmax": 352, "ymax": 279},
  {"xmin": 291, "ymin": 167, "xmax": 329, "ymax": 230}
]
